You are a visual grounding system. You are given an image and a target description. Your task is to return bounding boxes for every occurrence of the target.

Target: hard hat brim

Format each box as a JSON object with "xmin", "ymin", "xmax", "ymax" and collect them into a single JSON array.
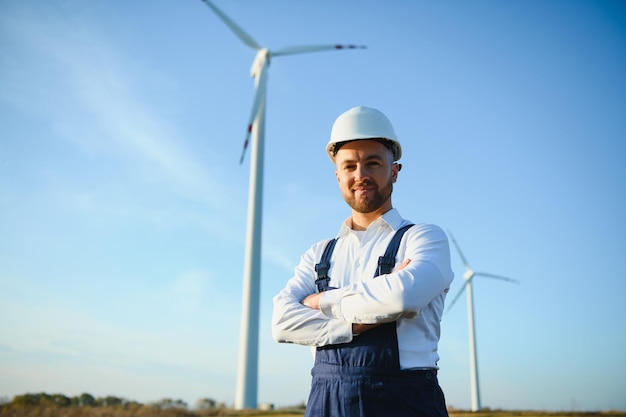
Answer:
[{"xmin": 326, "ymin": 137, "xmax": 402, "ymax": 163}]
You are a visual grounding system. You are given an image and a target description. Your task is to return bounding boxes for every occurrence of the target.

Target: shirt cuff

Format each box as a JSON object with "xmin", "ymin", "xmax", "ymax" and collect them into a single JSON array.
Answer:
[
  {"xmin": 327, "ymin": 319, "xmax": 353, "ymax": 345},
  {"xmin": 319, "ymin": 288, "xmax": 346, "ymax": 319}
]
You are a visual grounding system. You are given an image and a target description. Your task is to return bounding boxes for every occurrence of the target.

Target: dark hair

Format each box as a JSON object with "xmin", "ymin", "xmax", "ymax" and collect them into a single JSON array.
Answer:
[{"xmin": 332, "ymin": 138, "xmax": 395, "ymax": 156}]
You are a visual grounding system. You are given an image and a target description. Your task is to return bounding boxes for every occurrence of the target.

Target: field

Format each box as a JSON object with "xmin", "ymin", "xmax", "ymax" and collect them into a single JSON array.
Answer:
[{"xmin": 0, "ymin": 407, "xmax": 624, "ymax": 417}]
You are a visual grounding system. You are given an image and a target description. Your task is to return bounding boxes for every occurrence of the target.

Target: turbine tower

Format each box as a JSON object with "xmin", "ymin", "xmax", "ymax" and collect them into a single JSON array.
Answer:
[
  {"xmin": 446, "ymin": 232, "xmax": 518, "ymax": 412},
  {"xmin": 200, "ymin": 0, "xmax": 365, "ymax": 409}
]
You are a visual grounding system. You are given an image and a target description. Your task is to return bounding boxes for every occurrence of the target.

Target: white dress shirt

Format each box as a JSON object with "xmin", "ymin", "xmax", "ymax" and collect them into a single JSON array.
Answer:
[{"xmin": 272, "ymin": 208, "xmax": 454, "ymax": 369}]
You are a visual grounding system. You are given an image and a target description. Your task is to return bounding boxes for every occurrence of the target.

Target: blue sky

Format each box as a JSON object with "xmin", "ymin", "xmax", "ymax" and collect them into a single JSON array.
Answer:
[{"xmin": 1, "ymin": 0, "xmax": 625, "ymax": 411}]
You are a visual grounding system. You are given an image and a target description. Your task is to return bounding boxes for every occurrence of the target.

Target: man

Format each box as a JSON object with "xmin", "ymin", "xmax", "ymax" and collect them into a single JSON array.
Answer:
[{"xmin": 272, "ymin": 106, "xmax": 454, "ymax": 417}]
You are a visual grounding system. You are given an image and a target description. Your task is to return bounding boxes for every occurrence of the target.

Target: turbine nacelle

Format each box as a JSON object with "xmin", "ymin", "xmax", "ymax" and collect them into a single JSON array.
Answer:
[
  {"xmin": 251, "ymin": 49, "xmax": 270, "ymax": 78},
  {"xmin": 463, "ymin": 269, "xmax": 474, "ymax": 281}
]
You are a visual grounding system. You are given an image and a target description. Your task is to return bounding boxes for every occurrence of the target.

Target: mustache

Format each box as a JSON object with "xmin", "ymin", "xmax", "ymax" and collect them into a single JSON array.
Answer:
[{"xmin": 352, "ymin": 180, "xmax": 376, "ymax": 190}]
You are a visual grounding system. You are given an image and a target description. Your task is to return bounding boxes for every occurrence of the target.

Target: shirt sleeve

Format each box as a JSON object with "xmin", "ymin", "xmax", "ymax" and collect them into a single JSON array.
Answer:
[
  {"xmin": 271, "ymin": 241, "xmax": 354, "ymax": 347},
  {"xmin": 319, "ymin": 224, "xmax": 454, "ymax": 324}
]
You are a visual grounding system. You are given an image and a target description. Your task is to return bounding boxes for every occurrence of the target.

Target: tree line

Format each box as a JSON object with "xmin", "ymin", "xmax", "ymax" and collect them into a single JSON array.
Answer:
[{"xmin": 2, "ymin": 392, "xmax": 221, "ymax": 410}]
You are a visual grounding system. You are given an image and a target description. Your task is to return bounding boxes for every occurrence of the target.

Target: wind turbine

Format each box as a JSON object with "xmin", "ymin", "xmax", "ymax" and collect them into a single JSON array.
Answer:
[
  {"xmin": 446, "ymin": 232, "xmax": 518, "ymax": 412},
  {"xmin": 200, "ymin": 0, "xmax": 365, "ymax": 410}
]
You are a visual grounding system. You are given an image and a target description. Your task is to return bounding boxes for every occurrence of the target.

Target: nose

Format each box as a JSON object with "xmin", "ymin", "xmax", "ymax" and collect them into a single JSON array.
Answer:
[{"xmin": 354, "ymin": 164, "xmax": 370, "ymax": 183}]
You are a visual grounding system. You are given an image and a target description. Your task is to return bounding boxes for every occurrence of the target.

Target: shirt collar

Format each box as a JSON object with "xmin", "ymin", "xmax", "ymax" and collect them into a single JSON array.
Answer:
[{"xmin": 337, "ymin": 208, "xmax": 405, "ymax": 237}]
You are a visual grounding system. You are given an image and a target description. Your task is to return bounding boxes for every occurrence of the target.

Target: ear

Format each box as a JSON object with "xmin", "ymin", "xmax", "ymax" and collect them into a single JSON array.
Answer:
[
  {"xmin": 335, "ymin": 169, "xmax": 340, "ymax": 183},
  {"xmin": 391, "ymin": 162, "xmax": 400, "ymax": 183}
]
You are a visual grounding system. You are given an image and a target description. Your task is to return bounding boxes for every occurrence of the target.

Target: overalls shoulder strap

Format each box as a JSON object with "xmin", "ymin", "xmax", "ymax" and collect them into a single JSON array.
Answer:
[
  {"xmin": 314, "ymin": 223, "xmax": 415, "ymax": 292},
  {"xmin": 375, "ymin": 223, "xmax": 414, "ymax": 277},
  {"xmin": 314, "ymin": 238, "xmax": 338, "ymax": 292}
]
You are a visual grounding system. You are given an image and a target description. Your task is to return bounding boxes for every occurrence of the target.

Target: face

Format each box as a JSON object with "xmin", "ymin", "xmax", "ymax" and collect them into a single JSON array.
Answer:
[{"xmin": 334, "ymin": 140, "xmax": 399, "ymax": 214}]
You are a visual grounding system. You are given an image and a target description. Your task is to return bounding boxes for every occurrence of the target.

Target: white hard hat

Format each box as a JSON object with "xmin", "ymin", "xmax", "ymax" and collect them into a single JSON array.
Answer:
[{"xmin": 326, "ymin": 106, "xmax": 402, "ymax": 163}]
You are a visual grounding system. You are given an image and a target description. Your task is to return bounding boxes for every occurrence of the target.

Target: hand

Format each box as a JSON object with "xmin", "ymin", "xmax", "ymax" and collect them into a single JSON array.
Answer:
[
  {"xmin": 352, "ymin": 323, "xmax": 382, "ymax": 334},
  {"xmin": 351, "ymin": 260, "xmax": 409, "ymax": 335},
  {"xmin": 302, "ymin": 293, "xmax": 322, "ymax": 310},
  {"xmin": 394, "ymin": 258, "xmax": 411, "ymax": 272}
]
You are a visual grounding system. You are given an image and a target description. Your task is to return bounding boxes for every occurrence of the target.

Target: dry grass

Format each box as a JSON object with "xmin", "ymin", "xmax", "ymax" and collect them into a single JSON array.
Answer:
[
  {"xmin": 0, "ymin": 405, "xmax": 309, "ymax": 417},
  {"xmin": 1, "ymin": 406, "xmax": 624, "ymax": 417},
  {"xmin": 0, "ymin": 405, "xmax": 192, "ymax": 417},
  {"xmin": 450, "ymin": 413, "xmax": 626, "ymax": 417}
]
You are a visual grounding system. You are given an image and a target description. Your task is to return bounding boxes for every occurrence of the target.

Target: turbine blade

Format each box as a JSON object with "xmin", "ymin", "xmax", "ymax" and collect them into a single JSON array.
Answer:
[
  {"xmin": 475, "ymin": 272, "xmax": 519, "ymax": 284},
  {"xmin": 447, "ymin": 230, "xmax": 471, "ymax": 269},
  {"xmin": 239, "ymin": 127, "xmax": 251, "ymax": 165},
  {"xmin": 200, "ymin": 0, "xmax": 262, "ymax": 50},
  {"xmin": 272, "ymin": 44, "xmax": 366, "ymax": 57},
  {"xmin": 446, "ymin": 278, "xmax": 471, "ymax": 312},
  {"xmin": 240, "ymin": 58, "xmax": 269, "ymax": 164}
]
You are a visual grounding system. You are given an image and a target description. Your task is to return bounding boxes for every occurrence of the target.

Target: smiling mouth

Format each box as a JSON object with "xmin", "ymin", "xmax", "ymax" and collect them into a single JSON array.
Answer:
[
  {"xmin": 353, "ymin": 186, "xmax": 375, "ymax": 196},
  {"xmin": 353, "ymin": 181, "xmax": 375, "ymax": 192}
]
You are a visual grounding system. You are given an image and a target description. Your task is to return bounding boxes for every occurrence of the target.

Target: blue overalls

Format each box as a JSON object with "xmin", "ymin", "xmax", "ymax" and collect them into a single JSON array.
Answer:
[{"xmin": 304, "ymin": 225, "xmax": 449, "ymax": 417}]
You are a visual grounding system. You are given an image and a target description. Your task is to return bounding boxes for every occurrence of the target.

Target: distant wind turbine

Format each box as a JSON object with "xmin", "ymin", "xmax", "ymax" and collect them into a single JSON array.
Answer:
[
  {"xmin": 446, "ymin": 231, "xmax": 518, "ymax": 412},
  {"xmin": 200, "ymin": 0, "xmax": 365, "ymax": 410}
]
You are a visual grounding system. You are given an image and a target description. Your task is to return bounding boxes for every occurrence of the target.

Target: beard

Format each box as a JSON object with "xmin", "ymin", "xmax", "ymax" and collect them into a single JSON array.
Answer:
[{"xmin": 344, "ymin": 179, "xmax": 393, "ymax": 213}]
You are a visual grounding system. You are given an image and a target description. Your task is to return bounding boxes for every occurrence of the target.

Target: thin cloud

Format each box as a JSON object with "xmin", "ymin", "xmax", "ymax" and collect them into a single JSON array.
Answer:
[{"xmin": 0, "ymin": 3, "xmax": 247, "ymax": 236}]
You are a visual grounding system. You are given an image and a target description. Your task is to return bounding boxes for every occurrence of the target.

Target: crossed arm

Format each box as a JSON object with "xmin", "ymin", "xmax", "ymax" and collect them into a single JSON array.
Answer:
[
  {"xmin": 272, "ymin": 224, "xmax": 453, "ymax": 346},
  {"xmin": 301, "ymin": 258, "xmax": 411, "ymax": 335}
]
